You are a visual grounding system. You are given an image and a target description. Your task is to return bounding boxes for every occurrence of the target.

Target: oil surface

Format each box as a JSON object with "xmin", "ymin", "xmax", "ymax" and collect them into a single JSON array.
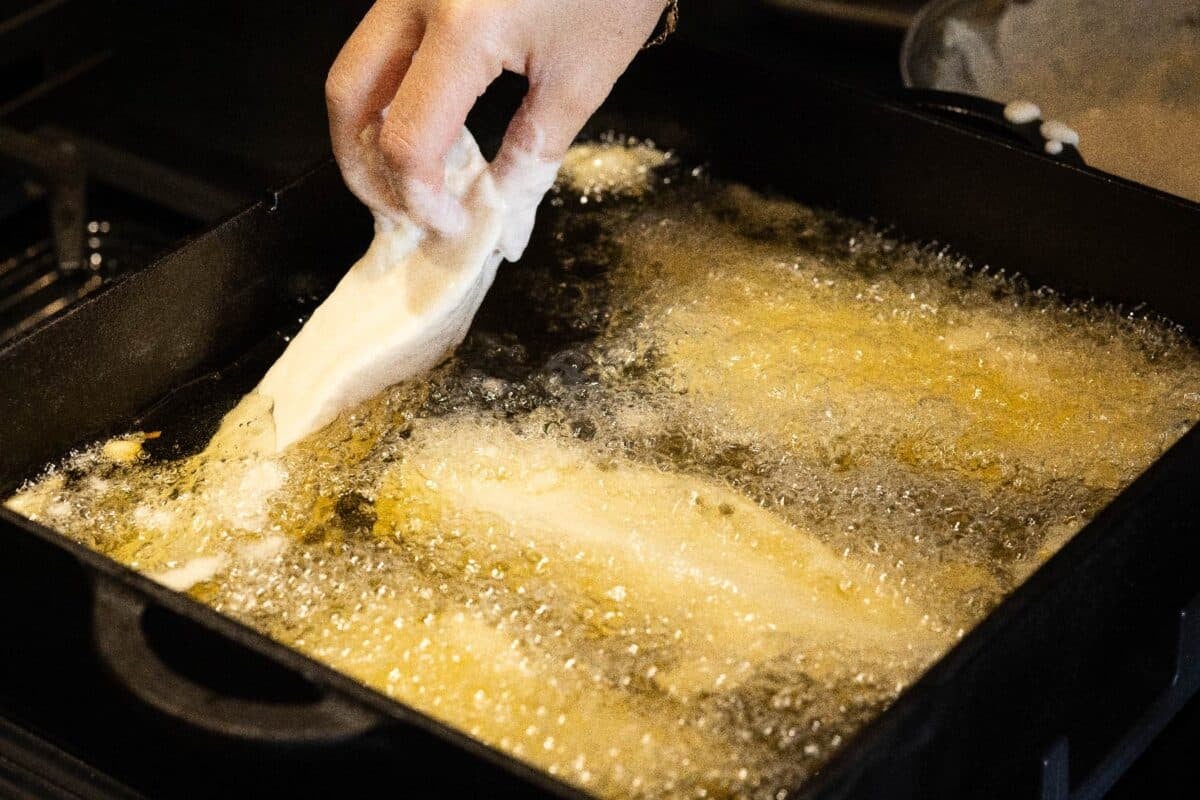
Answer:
[{"xmin": 10, "ymin": 141, "xmax": 1200, "ymax": 799}]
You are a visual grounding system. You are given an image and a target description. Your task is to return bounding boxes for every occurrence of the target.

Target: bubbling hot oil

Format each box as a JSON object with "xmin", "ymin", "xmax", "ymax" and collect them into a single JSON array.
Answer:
[{"xmin": 9, "ymin": 143, "xmax": 1200, "ymax": 799}]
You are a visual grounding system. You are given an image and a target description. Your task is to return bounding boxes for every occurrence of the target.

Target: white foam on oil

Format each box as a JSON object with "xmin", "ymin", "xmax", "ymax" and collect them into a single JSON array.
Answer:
[
  {"xmin": 8, "ymin": 143, "xmax": 1200, "ymax": 800},
  {"xmin": 559, "ymin": 136, "xmax": 671, "ymax": 201},
  {"xmin": 151, "ymin": 555, "xmax": 227, "ymax": 592}
]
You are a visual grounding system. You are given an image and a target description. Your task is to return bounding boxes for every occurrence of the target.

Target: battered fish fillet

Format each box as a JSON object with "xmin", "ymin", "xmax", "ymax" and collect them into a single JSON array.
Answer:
[
  {"xmin": 610, "ymin": 190, "xmax": 1185, "ymax": 488},
  {"xmin": 374, "ymin": 418, "xmax": 938, "ymax": 697},
  {"xmin": 217, "ymin": 128, "xmax": 558, "ymax": 454}
]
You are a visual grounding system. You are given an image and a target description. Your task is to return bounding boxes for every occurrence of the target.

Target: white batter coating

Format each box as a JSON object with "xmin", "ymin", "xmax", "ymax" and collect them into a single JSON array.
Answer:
[
  {"xmin": 236, "ymin": 128, "xmax": 559, "ymax": 452},
  {"xmin": 1039, "ymin": 119, "xmax": 1080, "ymax": 147},
  {"xmin": 1003, "ymin": 99, "xmax": 1041, "ymax": 125}
]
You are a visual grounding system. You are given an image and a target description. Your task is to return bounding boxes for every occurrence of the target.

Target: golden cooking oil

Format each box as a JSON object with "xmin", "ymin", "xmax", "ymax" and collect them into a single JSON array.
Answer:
[{"xmin": 9, "ymin": 142, "xmax": 1200, "ymax": 799}]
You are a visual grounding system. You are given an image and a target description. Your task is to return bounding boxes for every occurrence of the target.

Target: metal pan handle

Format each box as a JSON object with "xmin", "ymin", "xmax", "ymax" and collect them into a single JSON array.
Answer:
[
  {"xmin": 900, "ymin": 88, "xmax": 1085, "ymax": 166},
  {"xmin": 91, "ymin": 575, "xmax": 382, "ymax": 745},
  {"xmin": 1039, "ymin": 593, "xmax": 1200, "ymax": 800}
]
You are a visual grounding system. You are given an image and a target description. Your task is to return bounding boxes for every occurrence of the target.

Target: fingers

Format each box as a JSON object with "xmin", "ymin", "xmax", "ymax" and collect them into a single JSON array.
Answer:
[
  {"xmin": 491, "ymin": 0, "xmax": 666, "ymax": 174},
  {"xmin": 378, "ymin": 8, "xmax": 505, "ymax": 233},
  {"xmin": 482, "ymin": 73, "xmax": 613, "ymax": 259},
  {"xmin": 487, "ymin": 76, "xmax": 603, "ymax": 257},
  {"xmin": 330, "ymin": 0, "xmax": 655, "ymax": 237},
  {"xmin": 494, "ymin": 74, "xmax": 613, "ymax": 172},
  {"xmin": 326, "ymin": 0, "xmax": 424, "ymax": 217}
]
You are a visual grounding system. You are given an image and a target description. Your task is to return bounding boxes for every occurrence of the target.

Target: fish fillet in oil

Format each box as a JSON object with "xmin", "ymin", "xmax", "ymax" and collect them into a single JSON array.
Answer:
[
  {"xmin": 8, "ymin": 141, "xmax": 1200, "ymax": 799},
  {"xmin": 601, "ymin": 185, "xmax": 1194, "ymax": 491},
  {"xmin": 375, "ymin": 418, "xmax": 939, "ymax": 698}
]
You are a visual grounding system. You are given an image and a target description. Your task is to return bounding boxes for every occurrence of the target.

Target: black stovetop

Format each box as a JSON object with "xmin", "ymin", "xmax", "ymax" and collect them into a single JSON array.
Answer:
[{"xmin": 0, "ymin": 0, "xmax": 366, "ymax": 343}]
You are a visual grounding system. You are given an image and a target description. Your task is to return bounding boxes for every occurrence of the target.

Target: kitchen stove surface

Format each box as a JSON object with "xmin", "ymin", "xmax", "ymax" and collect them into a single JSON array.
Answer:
[{"xmin": 0, "ymin": 0, "xmax": 363, "ymax": 344}]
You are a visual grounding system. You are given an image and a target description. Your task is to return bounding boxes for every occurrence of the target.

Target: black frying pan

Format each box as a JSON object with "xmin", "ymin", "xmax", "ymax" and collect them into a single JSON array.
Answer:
[{"xmin": 1, "ymin": 39, "xmax": 1200, "ymax": 799}]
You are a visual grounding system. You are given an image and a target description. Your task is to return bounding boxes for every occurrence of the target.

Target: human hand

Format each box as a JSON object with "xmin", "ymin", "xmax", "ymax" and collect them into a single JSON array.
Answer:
[{"xmin": 326, "ymin": 0, "xmax": 669, "ymax": 235}]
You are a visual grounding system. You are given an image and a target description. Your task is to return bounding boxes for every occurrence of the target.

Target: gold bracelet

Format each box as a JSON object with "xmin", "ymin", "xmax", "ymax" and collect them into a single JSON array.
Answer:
[{"xmin": 643, "ymin": 0, "xmax": 679, "ymax": 49}]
